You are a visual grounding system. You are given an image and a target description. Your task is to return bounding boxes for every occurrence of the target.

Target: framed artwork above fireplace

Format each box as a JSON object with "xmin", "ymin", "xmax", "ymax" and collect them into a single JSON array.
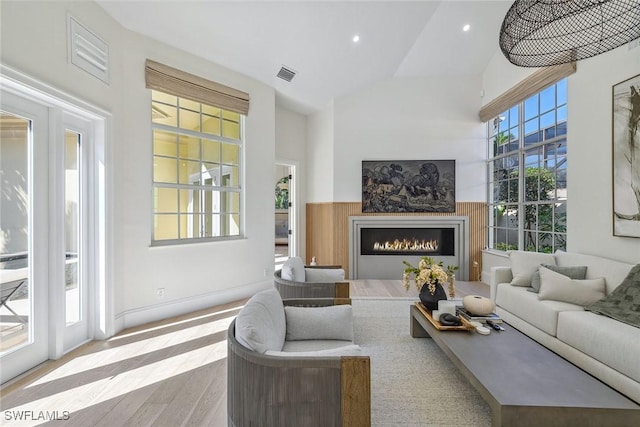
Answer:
[{"xmin": 362, "ymin": 160, "xmax": 455, "ymax": 213}]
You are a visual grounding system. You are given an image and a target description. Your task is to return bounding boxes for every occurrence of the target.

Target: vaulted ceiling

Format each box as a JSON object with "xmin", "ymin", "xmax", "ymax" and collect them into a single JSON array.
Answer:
[{"xmin": 97, "ymin": 1, "xmax": 513, "ymax": 114}]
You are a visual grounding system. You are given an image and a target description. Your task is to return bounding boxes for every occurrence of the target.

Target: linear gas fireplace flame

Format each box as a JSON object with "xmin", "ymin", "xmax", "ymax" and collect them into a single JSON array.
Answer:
[
  {"xmin": 361, "ymin": 227, "xmax": 454, "ymax": 256},
  {"xmin": 350, "ymin": 216, "xmax": 469, "ymax": 280},
  {"xmin": 373, "ymin": 238, "xmax": 439, "ymax": 253}
]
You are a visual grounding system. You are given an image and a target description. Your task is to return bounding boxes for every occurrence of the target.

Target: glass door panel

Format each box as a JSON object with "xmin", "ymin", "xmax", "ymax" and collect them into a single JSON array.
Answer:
[
  {"xmin": 0, "ymin": 90, "xmax": 49, "ymax": 384},
  {"xmin": 0, "ymin": 113, "xmax": 31, "ymax": 354},
  {"xmin": 65, "ymin": 130, "xmax": 81, "ymax": 325}
]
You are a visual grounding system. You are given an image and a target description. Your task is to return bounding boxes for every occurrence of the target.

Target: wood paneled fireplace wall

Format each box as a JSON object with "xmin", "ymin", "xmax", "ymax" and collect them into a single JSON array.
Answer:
[{"xmin": 306, "ymin": 202, "xmax": 487, "ymax": 281}]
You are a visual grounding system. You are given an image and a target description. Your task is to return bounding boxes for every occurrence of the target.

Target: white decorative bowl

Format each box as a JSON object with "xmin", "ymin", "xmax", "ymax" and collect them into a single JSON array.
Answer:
[{"xmin": 463, "ymin": 295, "xmax": 495, "ymax": 316}]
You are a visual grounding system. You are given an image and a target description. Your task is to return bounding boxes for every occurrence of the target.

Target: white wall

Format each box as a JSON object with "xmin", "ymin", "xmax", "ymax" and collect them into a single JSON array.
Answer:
[
  {"xmin": 481, "ymin": 45, "xmax": 640, "ymax": 266},
  {"xmin": 332, "ymin": 76, "xmax": 487, "ymax": 202},
  {"xmin": 306, "ymin": 102, "xmax": 335, "ymax": 203},
  {"xmin": 1, "ymin": 1, "xmax": 276, "ymax": 328},
  {"xmin": 567, "ymin": 46, "xmax": 640, "ymax": 263},
  {"xmin": 275, "ymin": 107, "xmax": 307, "ymax": 258}
]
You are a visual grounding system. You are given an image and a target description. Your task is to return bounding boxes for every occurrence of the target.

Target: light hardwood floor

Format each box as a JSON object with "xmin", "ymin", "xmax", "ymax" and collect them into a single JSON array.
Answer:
[{"xmin": 0, "ymin": 280, "xmax": 488, "ymax": 426}]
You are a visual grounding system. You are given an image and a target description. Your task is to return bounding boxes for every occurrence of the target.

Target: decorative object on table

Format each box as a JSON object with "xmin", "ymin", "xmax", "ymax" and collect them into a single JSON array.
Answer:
[
  {"xmin": 438, "ymin": 313, "xmax": 462, "ymax": 327},
  {"xmin": 456, "ymin": 307, "xmax": 502, "ymax": 324},
  {"xmin": 612, "ymin": 73, "xmax": 640, "ymax": 238},
  {"xmin": 475, "ymin": 325, "xmax": 491, "ymax": 336},
  {"xmin": 419, "ymin": 282, "xmax": 447, "ymax": 311},
  {"xmin": 414, "ymin": 302, "xmax": 474, "ymax": 331},
  {"xmin": 438, "ymin": 299, "xmax": 457, "ymax": 316},
  {"xmin": 463, "ymin": 295, "xmax": 496, "ymax": 316},
  {"xmin": 499, "ymin": 0, "xmax": 640, "ymax": 67},
  {"xmin": 362, "ymin": 160, "xmax": 455, "ymax": 213},
  {"xmin": 403, "ymin": 256, "xmax": 456, "ymax": 310}
]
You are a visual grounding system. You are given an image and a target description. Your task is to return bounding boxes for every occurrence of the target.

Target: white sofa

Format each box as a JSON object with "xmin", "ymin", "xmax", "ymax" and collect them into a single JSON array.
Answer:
[
  {"xmin": 490, "ymin": 250, "xmax": 640, "ymax": 404},
  {"xmin": 227, "ymin": 288, "xmax": 370, "ymax": 426}
]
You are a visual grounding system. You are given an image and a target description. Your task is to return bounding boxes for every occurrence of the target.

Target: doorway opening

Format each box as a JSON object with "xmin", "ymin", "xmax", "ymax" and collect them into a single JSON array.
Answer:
[
  {"xmin": 275, "ymin": 162, "xmax": 297, "ymax": 270},
  {"xmin": 1, "ymin": 67, "xmax": 109, "ymax": 384}
]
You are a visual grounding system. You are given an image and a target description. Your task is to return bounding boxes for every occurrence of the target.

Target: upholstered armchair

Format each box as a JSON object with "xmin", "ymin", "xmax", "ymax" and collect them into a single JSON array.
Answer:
[
  {"xmin": 227, "ymin": 288, "xmax": 370, "ymax": 427},
  {"xmin": 274, "ymin": 256, "xmax": 350, "ymax": 299}
]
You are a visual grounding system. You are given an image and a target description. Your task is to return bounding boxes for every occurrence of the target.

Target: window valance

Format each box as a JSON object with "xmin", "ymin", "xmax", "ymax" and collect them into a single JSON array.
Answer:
[
  {"xmin": 145, "ymin": 59, "xmax": 250, "ymax": 115},
  {"xmin": 479, "ymin": 62, "xmax": 576, "ymax": 122}
]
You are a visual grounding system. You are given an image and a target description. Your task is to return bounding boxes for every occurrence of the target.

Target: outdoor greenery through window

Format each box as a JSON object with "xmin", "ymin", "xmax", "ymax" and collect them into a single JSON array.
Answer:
[
  {"xmin": 487, "ymin": 79, "xmax": 567, "ymax": 253},
  {"xmin": 151, "ymin": 90, "xmax": 242, "ymax": 243}
]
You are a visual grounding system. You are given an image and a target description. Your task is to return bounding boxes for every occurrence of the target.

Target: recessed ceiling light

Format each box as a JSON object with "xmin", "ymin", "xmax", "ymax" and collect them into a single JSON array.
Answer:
[
  {"xmin": 463, "ymin": 24, "xmax": 471, "ymax": 32},
  {"xmin": 352, "ymin": 34, "xmax": 360, "ymax": 43}
]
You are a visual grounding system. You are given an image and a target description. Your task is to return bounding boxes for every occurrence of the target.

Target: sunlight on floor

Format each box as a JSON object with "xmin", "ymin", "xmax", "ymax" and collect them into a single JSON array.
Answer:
[
  {"xmin": 5, "ymin": 340, "xmax": 228, "ymax": 425},
  {"xmin": 275, "ymin": 244, "xmax": 288, "ymax": 270},
  {"xmin": 25, "ymin": 314, "xmax": 235, "ymax": 388},
  {"xmin": 111, "ymin": 306, "xmax": 241, "ymax": 341}
]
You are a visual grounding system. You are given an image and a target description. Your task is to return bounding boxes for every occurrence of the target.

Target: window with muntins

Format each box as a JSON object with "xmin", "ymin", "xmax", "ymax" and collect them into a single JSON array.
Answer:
[
  {"xmin": 487, "ymin": 78, "xmax": 567, "ymax": 253},
  {"xmin": 151, "ymin": 90, "xmax": 242, "ymax": 243}
]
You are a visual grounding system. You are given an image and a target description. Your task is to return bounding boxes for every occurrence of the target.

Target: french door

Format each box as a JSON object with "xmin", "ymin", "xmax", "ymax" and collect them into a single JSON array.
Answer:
[
  {"xmin": 0, "ymin": 92, "xmax": 50, "ymax": 382},
  {"xmin": 0, "ymin": 88, "xmax": 93, "ymax": 383}
]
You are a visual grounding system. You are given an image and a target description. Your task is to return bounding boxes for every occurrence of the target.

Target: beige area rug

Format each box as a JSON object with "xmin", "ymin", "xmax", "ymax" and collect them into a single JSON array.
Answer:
[{"xmin": 352, "ymin": 298, "xmax": 492, "ymax": 427}]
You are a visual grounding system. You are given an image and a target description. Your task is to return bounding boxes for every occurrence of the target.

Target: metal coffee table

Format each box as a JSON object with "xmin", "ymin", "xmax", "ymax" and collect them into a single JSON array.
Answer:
[{"xmin": 410, "ymin": 304, "xmax": 640, "ymax": 427}]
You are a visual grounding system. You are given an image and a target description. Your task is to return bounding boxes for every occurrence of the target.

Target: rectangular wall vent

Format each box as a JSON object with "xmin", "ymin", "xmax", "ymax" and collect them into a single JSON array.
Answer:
[
  {"xmin": 68, "ymin": 16, "xmax": 109, "ymax": 84},
  {"xmin": 276, "ymin": 66, "xmax": 296, "ymax": 82}
]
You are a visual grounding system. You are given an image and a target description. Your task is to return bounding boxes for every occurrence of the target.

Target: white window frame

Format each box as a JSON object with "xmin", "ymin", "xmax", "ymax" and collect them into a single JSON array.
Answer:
[
  {"xmin": 486, "ymin": 79, "xmax": 568, "ymax": 254},
  {"xmin": 150, "ymin": 91, "xmax": 244, "ymax": 245}
]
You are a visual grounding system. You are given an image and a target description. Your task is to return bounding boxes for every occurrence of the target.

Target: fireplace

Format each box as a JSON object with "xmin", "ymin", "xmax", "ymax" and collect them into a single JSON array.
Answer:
[
  {"xmin": 349, "ymin": 216, "xmax": 469, "ymax": 280},
  {"xmin": 360, "ymin": 227, "xmax": 455, "ymax": 256}
]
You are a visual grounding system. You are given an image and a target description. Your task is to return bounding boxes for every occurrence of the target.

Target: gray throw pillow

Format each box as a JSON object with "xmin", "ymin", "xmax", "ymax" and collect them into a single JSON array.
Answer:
[
  {"xmin": 235, "ymin": 288, "xmax": 286, "ymax": 353},
  {"xmin": 285, "ymin": 305, "xmax": 354, "ymax": 341},
  {"xmin": 529, "ymin": 264, "xmax": 588, "ymax": 293}
]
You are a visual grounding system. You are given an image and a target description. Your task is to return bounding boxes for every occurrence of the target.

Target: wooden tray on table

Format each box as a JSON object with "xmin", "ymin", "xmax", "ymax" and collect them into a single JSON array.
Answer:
[{"xmin": 414, "ymin": 302, "xmax": 474, "ymax": 331}]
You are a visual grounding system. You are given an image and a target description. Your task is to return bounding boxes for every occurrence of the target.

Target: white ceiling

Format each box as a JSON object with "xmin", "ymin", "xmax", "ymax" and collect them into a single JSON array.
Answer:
[{"xmin": 97, "ymin": 0, "xmax": 513, "ymax": 114}]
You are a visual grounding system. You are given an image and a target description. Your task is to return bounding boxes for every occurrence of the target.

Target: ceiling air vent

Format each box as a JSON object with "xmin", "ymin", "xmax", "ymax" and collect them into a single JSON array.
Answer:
[
  {"xmin": 276, "ymin": 66, "xmax": 296, "ymax": 82},
  {"xmin": 68, "ymin": 16, "xmax": 109, "ymax": 84}
]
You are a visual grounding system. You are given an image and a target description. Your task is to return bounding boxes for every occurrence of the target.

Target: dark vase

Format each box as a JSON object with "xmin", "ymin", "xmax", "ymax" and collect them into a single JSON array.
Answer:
[{"xmin": 419, "ymin": 283, "xmax": 447, "ymax": 311}]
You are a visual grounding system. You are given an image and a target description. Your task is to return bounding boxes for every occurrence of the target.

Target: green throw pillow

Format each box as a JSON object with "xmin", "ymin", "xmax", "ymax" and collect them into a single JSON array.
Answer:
[
  {"xmin": 528, "ymin": 264, "xmax": 588, "ymax": 293},
  {"xmin": 586, "ymin": 264, "xmax": 640, "ymax": 329}
]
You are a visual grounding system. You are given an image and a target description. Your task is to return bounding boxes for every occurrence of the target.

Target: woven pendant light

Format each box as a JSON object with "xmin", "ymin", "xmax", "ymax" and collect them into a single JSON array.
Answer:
[{"xmin": 500, "ymin": 0, "xmax": 640, "ymax": 67}]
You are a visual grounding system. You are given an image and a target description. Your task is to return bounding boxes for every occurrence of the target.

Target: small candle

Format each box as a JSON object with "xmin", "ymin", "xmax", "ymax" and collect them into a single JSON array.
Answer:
[
  {"xmin": 438, "ymin": 300, "xmax": 456, "ymax": 315},
  {"xmin": 432, "ymin": 310, "xmax": 441, "ymax": 322}
]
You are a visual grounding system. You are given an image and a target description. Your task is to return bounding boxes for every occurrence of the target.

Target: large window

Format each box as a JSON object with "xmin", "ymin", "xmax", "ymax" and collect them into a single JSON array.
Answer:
[
  {"xmin": 151, "ymin": 90, "xmax": 242, "ymax": 243},
  {"xmin": 487, "ymin": 79, "xmax": 567, "ymax": 253}
]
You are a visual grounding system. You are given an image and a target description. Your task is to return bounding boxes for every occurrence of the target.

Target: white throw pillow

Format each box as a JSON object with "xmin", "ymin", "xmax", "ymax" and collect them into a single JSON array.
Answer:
[
  {"xmin": 280, "ymin": 264, "xmax": 295, "ymax": 281},
  {"xmin": 281, "ymin": 256, "xmax": 305, "ymax": 282},
  {"xmin": 538, "ymin": 266, "xmax": 606, "ymax": 306},
  {"xmin": 235, "ymin": 288, "xmax": 286, "ymax": 353},
  {"xmin": 304, "ymin": 268, "xmax": 345, "ymax": 282},
  {"xmin": 285, "ymin": 305, "xmax": 354, "ymax": 341},
  {"xmin": 509, "ymin": 250, "xmax": 556, "ymax": 287}
]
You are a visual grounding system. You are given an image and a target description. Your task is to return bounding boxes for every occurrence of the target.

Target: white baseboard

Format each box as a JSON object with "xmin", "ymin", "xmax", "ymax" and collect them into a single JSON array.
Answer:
[{"xmin": 114, "ymin": 280, "xmax": 272, "ymax": 334}]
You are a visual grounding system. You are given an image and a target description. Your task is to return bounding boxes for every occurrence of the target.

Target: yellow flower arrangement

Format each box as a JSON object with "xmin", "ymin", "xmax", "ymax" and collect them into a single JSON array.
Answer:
[{"xmin": 402, "ymin": 256, "xmax": 457, "ymax": 295}]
